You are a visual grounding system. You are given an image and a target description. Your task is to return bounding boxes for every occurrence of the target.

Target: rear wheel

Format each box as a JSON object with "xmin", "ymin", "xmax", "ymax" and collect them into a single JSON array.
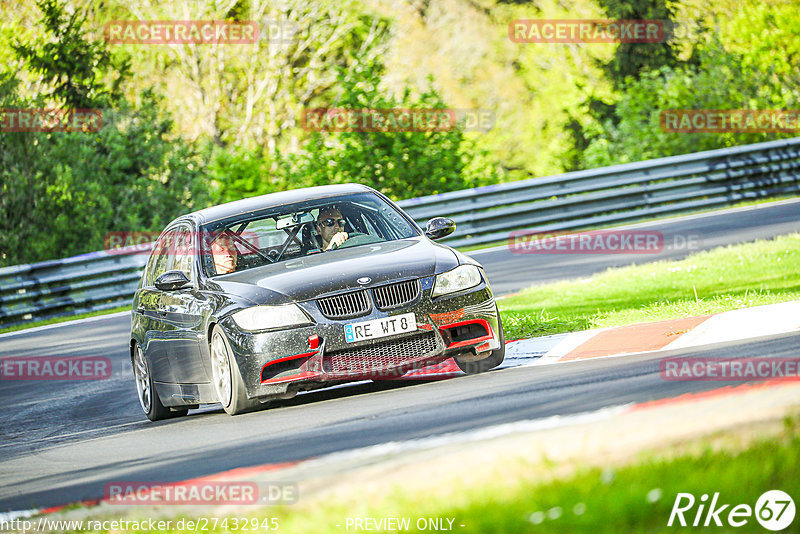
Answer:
[
  {"xmin": 133, "ymin": 343, "xmax": 188, "ymax": 421},
  {"xmin": 210, "ymin": 325, "xmax": 260, "ymax": 415},
  {"xmin": 454, "ymin": 312, "xmax": 505, "ymax": 374}
]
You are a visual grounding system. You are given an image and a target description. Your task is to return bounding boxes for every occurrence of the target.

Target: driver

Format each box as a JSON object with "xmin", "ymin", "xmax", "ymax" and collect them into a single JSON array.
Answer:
[
  {"xmin": 211, "ymin": 232, "xmax": 238, "ymax": 274},
  {"xmin": 316, "ymin": 206, "xmax": 349, "ymax": 251}
]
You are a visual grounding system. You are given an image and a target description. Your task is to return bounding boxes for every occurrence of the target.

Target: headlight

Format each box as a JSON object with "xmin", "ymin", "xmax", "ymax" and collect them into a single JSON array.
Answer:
[
  {"xmin": 432, "ymin": 265, "xmax": 482, "ymax": 297},
  {"xmin": 230, "ymin": 304, "xmax": 312, "ymax": 331}
]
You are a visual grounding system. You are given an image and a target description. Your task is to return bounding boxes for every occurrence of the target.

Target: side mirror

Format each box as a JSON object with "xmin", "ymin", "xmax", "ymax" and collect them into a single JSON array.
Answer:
[
  {"xmin": 155, "ymin": 270, "xmax": 191, "ymax": 291},
  {"xmin": 425, "ymin": 217, "xmax": 456, "ymax": 240}
]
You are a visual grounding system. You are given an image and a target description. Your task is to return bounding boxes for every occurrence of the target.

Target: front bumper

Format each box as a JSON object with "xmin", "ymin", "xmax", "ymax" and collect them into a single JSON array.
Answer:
[{"xmin": 219, "ymin": 277, "xmax": 500, "ymax": 400}]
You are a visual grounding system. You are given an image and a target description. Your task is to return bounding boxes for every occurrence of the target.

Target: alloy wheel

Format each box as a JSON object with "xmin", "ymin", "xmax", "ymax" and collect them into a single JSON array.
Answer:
[
  {"xmin": 133, "ymin": 345, "xmax": 151, "ymax": 414},
  {"xmin": 211, "ymin": 331, "xmax": 233, "ymax": 407}
]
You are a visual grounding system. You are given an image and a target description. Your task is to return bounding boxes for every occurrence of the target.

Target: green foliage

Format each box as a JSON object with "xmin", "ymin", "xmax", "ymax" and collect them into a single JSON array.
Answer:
[
  {"xmin": 563, "ymin": 0, "xmax": 687, "ymax": 171},
  {"xmin": 208, "ymin": 60, "xmax": 501, "ymax": 204},
  {"xmin": 595, "ymin": 0, "xmax": 682, "ymax": 86},
  {"xmin": 102, "ymin": 0, "xmax": 395, "ymax": 151},
  {"xmin": 206, "ymin": 145, "xmax": 282, "ymax": 204},
  {"xmin": 0, "ymin": 1, "xmax": 207, "ymax": 266},
  {"xmin": 11, "ymin": 0, "xmax": 129, "ymax": 109},
  {"xmin": 0, "ymin": 86, "xmax": 208, "ymax": 265},
  {"xmin": 3, "ymin": 0, "xmax": 799, "ymax": 267},
  {"xmin": 572, "ymin": 1, "xmax": 800, "ymax": 168},
  {"xmin": 281, "ymin": 62, "xmax": 500, "ymax": 200}
]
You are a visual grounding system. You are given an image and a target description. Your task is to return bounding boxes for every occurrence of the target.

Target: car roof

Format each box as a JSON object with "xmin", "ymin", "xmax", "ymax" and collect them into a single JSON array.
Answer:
[{"xmin": 182, "ymin": 183, "xmax": 376, "ymax": 225}]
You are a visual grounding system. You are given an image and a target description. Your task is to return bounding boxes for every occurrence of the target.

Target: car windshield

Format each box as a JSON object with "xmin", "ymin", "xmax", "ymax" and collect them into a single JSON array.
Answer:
[{"xmin": 201, "ymin": 192, "xmax": 420, "ymax": 277}]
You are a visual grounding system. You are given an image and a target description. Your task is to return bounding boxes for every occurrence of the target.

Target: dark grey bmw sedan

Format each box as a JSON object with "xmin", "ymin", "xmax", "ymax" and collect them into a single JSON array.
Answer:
[{"xmin": 130, "ymin": 184, "xmax": 504, "ymax": 420}]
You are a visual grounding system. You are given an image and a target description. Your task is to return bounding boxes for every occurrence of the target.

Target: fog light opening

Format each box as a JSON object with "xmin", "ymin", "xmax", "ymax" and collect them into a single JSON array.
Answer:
[{"xmin": 440, "ymin": 319, "xmax": 492, "ymax": 349}]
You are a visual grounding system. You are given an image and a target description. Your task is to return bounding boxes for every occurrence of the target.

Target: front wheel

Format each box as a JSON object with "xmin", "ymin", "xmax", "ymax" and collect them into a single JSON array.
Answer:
[
  {"xmin": 210, "ymin": 325, "xmax": 261, "ymax": 415},
  {"xmin": 133, "ymin": 343, "xmax": 188, "ymax": 421},
  {"xmin": 454, "ymin": 312, "xmax": 505, "ymax": 374}
]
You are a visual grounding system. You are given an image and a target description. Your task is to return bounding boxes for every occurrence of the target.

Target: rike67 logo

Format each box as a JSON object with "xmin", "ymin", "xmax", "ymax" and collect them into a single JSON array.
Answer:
[{"xmin": 669, "ymin": 490, "xmax": 795, "ymax": 531}]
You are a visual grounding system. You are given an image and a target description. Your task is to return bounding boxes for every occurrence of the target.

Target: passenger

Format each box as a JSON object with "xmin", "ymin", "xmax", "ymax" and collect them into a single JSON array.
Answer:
[
  {"xmin": 211, "ymin": 233, "xmax": 238, "ymax": 274},
  {"xmin": 316, "ymin": 207, "xmax": 349, "ymax": 251}
]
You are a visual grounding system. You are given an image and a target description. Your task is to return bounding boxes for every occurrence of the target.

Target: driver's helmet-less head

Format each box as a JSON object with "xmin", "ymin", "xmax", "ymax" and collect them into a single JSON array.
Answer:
[
  {"xmin": 316, "ymin": 205, "xmax": 344, "ymax": 234},
  {"xmin": 316, "ymin": 205, "xmax": 345, "ymax": 228}
]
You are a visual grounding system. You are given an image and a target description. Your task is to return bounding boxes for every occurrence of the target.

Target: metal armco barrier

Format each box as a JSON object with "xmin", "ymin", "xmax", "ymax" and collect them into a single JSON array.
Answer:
[
  {"xmin": 398, "ymin": 137, "xmax": 800, "ymax": 248},
  {"xmin": 2, "ymin": 137, "xmax": 800, "ymax": 327},
  {"xmin": 0, "ymin": 250, "xmax": 148, "ymax": 327}
]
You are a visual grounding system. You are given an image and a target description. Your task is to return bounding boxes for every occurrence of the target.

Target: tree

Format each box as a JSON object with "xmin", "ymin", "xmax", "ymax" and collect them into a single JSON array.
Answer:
[
  {"xmin": 563, "ymin": 0, "xmax": 687, "ymax": 171},
  {"xmin": 280, "ymin": 61, "xmax": 499, "ymax": 200},
  {"xmin": 595, "ymin": 0, "xmax": 683, "ymax": 87},
  {"xmin": 579, "ymin": 29, "xmax": 800, "ymax": 168},
  {"xmin": 0, "ymin": 0, "xmax": 207, "ymax": 265},
  {"xmin": 11, "ymin": 0, "xmax": 130, "ymax": 109},
  {"xmin": 115, "ymin": 0, "xmax": 391, "ymax": 152}
]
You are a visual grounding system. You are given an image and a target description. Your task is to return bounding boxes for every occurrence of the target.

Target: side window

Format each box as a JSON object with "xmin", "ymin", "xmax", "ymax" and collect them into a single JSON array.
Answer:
[
  {"xmin": 172, "ymin": 226, "xmax": 194, "ymax": 281},
  {"xmin": 146, "ymin": 231, "xmax": 173, "ymax": 286},
  {"xmin": 143, "ymin": 250, "xmax": 158, "ymax": 287}
]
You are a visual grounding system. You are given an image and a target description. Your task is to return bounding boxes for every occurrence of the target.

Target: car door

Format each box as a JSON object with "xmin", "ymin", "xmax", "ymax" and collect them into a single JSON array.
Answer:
[
  {"xmin": 156, "ymin": 223, "xmax": 212, "ymax": 385},
  {"xmin": 139, "ymin": 229, "xmax": 179, "ymax": 384}
]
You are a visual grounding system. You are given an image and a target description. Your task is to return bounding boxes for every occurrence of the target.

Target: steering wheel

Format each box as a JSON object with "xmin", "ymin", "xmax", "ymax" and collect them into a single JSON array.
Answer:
[{"xmin": 330, "ymin": 232, "xmax": 377, "ymax": 249}]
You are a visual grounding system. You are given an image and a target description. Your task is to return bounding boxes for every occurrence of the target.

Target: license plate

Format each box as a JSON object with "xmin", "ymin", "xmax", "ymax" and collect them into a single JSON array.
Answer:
[{"xmin": 344, "ymin": 312, "xmax": 417, "ymax": 343}]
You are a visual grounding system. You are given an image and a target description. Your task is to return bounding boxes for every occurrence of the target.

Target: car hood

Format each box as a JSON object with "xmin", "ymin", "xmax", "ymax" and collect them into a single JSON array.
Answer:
[{"xmin": 210, "ymin": 237, "xmax": 459, "ymax": 305}]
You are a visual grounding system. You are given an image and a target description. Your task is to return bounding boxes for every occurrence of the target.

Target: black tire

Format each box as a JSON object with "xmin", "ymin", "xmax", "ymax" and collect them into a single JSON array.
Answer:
[
  {"xmin": 454, "ymin": 311, "xmax": 505, "ymax": 374},
  {"xmin": 210, "ymin": 325, "xmax": 261, "ymax": 415},
  {"xmin": 133, "ymin": 343, "xmax": 188, "ymax": 421}
]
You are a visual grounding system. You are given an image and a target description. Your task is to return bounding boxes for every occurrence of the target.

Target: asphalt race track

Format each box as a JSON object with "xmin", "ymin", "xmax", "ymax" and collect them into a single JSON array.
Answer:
[{"xmin": 1, "ymin": 200, "xmax": 799, "ymax": 512}]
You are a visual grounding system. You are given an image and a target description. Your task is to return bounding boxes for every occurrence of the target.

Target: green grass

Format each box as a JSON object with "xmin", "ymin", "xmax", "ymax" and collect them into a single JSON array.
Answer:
[
  {"xmin": 0, "ymin": 305, "xmax": 130, "ymax": 334},
  {"xmin": 498, "ymin": 233, "xmax": 800, "ymax": 340}
]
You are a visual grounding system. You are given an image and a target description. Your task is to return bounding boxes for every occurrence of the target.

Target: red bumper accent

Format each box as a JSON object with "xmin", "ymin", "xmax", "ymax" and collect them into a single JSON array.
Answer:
[
  {"xmin": 261, "ymin": 370, "xmax": 323, "ymax": 385},
  {"xmin": 439, "ymin": 318, "xmax": 494, "ymax": 349},
  {"xmin": 260, "ymin": 350, "xmax": 319, "ymax": 384}
]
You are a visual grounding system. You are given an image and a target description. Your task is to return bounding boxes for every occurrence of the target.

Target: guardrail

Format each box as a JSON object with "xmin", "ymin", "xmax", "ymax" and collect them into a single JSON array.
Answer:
[
  {"xmin": 0, "ymin": 250, "xmax": 147, "ymax": 327},
  {"xmin": 2, "ymin": 137, "xmax": 799, "ymax": 327},
  {"xmin": 398, "ymin": 137, "xmax": 800, "ymax": 248}
]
